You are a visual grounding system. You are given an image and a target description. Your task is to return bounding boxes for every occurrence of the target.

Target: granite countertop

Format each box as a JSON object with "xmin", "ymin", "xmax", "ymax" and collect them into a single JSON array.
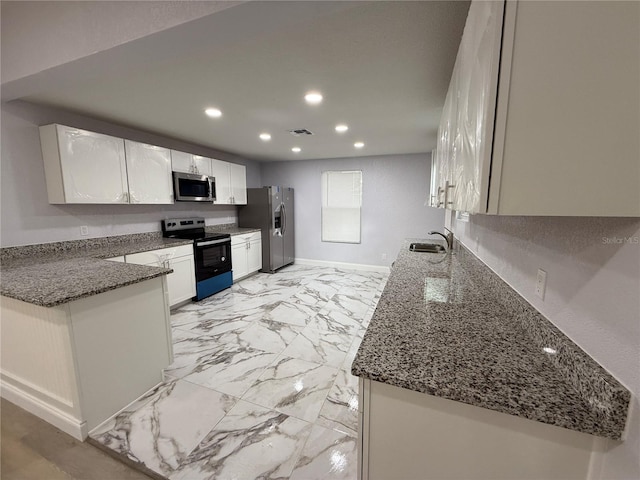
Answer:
[
  {"xmin": 0, "ymin": 235, "xmax": 193, "ymax": 307},
  {"xmin": 205, "ymin": 226, "xmax": 261, "ymax": 236},
  {"xmin": 352, "ymin": 238, "xmax": 631, "ymax": 440}
]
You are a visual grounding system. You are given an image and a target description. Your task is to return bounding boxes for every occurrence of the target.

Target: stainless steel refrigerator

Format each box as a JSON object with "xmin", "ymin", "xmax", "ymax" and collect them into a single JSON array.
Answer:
[{"xmin": 238, "ymin": 186, "xmax": 294, "ymax": 273}]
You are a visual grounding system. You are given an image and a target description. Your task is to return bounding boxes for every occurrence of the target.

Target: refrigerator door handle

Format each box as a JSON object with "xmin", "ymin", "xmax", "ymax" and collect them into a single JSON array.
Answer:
[{"xmin": 281, "ymin": 203, "xmax": 286, "ymax": 236}]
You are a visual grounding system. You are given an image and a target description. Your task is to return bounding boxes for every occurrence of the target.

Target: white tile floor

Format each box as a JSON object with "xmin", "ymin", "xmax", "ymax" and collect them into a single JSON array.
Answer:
[{"xmin": 91, "ymin": 264, "xmax": 388, "ymax": 480}]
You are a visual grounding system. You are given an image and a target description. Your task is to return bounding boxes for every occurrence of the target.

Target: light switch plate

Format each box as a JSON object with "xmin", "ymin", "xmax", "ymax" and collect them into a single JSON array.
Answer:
[{"xmin": 80, "ymin": 226, "xmax": 89, "ymax": 236}]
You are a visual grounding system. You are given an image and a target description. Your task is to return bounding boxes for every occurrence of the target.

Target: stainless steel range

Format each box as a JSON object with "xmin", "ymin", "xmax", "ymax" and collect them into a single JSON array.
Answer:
[{"xmin": 162, "ymin": 217, "xmax": 232, "ymax": 300}]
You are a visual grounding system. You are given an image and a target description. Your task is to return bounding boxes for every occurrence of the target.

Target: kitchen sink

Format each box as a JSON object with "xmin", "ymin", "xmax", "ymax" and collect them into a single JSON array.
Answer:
[{"xmin": 409, "ymin": 242, "xmax": 446, "ymax": 253}]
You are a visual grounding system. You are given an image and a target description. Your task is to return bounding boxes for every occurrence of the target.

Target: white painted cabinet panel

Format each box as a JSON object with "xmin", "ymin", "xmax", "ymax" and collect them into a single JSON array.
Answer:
[
  {"xmin": 170, "ymin": 150, "xmax": 193, "ymax": 174},
  {"xmin": 124, "ymin": 140, "xmax": 173, "ymax": 204},
  {"xmin": 434, "ymin": 0, "xmax": 640, "ymax": 216},
  {"xmin": 40, "ymin": 124, "xmax": 129, "ymax": 204},
  {"xmin": 125, "ymin": 244, "xmax": 195, "ymax": 307},
  {"xmin": 171, "ymin": 150, "xmax": 211, "ymax": 176},
  {"xmin": 231, "ymin": 242, "xmax": 249, "ymax": 281},
  {"xmin": 231, "ymin": 232, "xmax": 261, "ymax": 282},
  {"xmin": 165, "ymin": 255, "xmax": 196, "ymax": 306},
  {"xmin": 0, "ymin": 278, "xmax": 172, "ymax": 440},
  {"xmin": 230, "ymin": 163, "xmax": 247, "ymax": 205},
  {"xmin": 359, "ymin": 379, "xmax": 596, "ymax": 480},
  {"xmin": 247, "ymin": 236, "xmax": 262, "ymax": 273},
  {"xmin": 211, "ymin": 160, "xmax": 247, "ymax": 205},
  {"xmin": 211, "ymin": 159, "xmax": 232, "ymax": 204}
]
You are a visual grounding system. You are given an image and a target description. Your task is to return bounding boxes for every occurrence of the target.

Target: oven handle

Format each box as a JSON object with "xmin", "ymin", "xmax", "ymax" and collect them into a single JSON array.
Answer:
[{"xmin": 196, "ymin": 238, "xmax": 230, "ymax": 247}]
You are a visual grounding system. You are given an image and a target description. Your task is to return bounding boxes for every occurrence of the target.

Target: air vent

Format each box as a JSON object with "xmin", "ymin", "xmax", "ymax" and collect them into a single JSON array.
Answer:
[{"xmin": 288, "ymin": 128, "xmax": 314, "ymax": 136}]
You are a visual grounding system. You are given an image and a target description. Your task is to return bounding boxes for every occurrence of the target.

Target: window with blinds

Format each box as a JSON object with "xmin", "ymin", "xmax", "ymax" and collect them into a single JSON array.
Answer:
[{"xmin": 321, "ymin": 170, "xmax": 362, "ymax": 243}]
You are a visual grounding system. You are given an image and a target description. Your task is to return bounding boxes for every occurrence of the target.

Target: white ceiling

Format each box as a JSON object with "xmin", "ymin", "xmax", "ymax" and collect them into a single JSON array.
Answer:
[{"xmin": 19, "ymin": 1, "xmax": 469, "ymax": 162}]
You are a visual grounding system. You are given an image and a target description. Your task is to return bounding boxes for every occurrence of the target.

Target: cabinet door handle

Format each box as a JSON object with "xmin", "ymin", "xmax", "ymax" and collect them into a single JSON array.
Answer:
[{"xmin": 446, "ymin": 182, "xmax": 456, "ymax": 206}]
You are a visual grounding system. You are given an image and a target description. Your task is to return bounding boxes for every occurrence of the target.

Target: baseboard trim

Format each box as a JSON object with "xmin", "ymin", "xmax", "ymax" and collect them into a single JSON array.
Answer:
[
  {"xmin": 295, "ymin": 258, "xmax": 390, "ymax": 274},
  {"xmin": 1, "ymin": 380, "xmax": 87, "ymax": 440}
]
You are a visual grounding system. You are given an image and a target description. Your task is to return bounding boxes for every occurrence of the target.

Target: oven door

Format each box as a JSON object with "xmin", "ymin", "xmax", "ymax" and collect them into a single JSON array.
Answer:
[{"xmin": 194, "ymin": 238, "xmax": 231, "ymax": 281}]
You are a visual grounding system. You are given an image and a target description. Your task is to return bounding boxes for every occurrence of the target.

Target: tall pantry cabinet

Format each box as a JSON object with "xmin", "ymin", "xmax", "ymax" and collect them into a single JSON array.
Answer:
[{"xmin": 431, "ymin": 0, "xmax": 640, "ymax": 216}]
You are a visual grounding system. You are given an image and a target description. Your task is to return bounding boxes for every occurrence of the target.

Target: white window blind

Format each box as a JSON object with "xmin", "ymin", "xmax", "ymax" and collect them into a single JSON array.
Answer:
[{"xmin": 321, "ymin": 170, "xmax": 362, "ymax": 243}]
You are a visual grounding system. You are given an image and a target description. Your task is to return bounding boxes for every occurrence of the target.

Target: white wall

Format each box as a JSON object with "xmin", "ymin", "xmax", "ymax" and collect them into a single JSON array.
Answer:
[
  {"xmin": 261, "ymin": 154, "xmax": 445, "ymax": 267},
  {"xmin": 451, "ymin": 214, "xmax": 640, "ymax": 479},
  {"xmin": 0, "ymin": 100, "xmax": 261, "ymax": 247}
]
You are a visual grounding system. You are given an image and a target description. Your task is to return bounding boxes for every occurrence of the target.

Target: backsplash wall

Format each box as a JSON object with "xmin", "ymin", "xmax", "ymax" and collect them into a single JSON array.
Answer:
[
  {"xmin": 452, "ymin": 214, "xmax": 640, "ymax": 479},
  {"xmin": 0, "ymin": 100, "xmax": 261, "ymax": 247}
]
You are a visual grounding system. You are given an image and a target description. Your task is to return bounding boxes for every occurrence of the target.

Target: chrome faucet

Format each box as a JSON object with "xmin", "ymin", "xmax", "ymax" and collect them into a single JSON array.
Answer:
[{"xmin": 428, "ymin": 230, "xmax": 453, "ymax": 252}]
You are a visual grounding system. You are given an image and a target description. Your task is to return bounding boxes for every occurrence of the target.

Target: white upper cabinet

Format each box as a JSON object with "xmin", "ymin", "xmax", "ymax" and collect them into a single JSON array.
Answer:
[
  {"xmin": 40, "ymin": 124, "xmax": 249, "ymax": 207},
  {"xmin": 211, "ymin": 160, "xmax": 247, "ymax": 205},
  {"xmin": 40, "ymin": 124, "xmax": 129, "ymax": 204},
  {"xmin": 230, "ymin": 163, "xmax": 247, "ymax": 205},
  {"xmin": 171, "ymin": 150, "xmax": 211, "ymax": 176},
  {"xmin": 125, "ymin": 140, "xmax": 173, "ymax": 204},
  {"xmin": 435, "ymin": 0, "xmax": 640, "ymax": 216},
  {"xmin": 211, "ymin": 159, "xmax": 232, "ymax": 204}
]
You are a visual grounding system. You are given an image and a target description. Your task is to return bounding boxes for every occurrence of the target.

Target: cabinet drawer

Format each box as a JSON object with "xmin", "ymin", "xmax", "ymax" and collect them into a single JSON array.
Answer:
[
  {"xmin": 126, "ymin": 244, "xmax": 193, "ymax": 266},
  {"xmin": 245, "ymin": 231, "xmax": 261, "ymax": 243},
  {"xmin": 231, "ymin": 232, "xmax": 261, "ymax": 246}
]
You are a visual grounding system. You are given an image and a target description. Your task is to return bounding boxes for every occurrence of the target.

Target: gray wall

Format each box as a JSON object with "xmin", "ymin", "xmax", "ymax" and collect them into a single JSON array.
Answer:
[
  {"xmin": 451, "ymin": 214, "xmax": 640, "ymax": 479},
  {"xmin": 0, "ymin": 100, "xmax": 261, "ymax": 247},
  {"xmin": 1, "ymin": 1, "xmax": 238, "ymax": 84},
  {"xmin": 261, "ymin": 153, "xmax": 445, "ymax": 267}
]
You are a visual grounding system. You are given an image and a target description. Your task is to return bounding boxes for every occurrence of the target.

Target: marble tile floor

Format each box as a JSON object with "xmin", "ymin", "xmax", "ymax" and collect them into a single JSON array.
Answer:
[{"xmin": 90, "ymin": 264, "xmax": 388, "ymax": 480}]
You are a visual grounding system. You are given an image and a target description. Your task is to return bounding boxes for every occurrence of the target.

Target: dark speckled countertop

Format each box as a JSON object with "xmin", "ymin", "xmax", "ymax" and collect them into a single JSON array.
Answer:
[
  {"xmin": 352, "ymin": 238, "xmax": 631, "ymax": 440},
  {"xmin": 205, "ymin": 226, "xmax": 261, "ymax": 236},
  {"xmin": 1, "ymin": 234, "xmax": 192, "ymax": 307}
]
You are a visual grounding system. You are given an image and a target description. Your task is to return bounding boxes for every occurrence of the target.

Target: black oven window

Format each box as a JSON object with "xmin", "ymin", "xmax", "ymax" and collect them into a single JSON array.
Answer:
[{"xmin": 202, "ymin": 245, "xmax": 228, "ymax": 267}]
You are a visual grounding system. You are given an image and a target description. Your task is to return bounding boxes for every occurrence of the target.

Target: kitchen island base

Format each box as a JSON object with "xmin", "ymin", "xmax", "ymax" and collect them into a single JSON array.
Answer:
[
  {"xmin": 0, "ymin": 277, "xmax": 173, "ymax": 440},
  {"xmin": 358, "ymin": 378, "xmax": 605, "ymax": 480}
]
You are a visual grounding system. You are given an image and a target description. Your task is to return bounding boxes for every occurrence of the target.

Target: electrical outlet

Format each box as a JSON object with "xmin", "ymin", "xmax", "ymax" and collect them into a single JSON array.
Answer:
[
  {"xmin": 80, "ymin": 226, "xmax": 89, "ymax": 236},
  {"xmin": 535, "ymin": 268, "xmax": 547, "ymax": 300},
  {"xmin": 381, "ymin": 253, "xmax": 388, "ymax": 261}
]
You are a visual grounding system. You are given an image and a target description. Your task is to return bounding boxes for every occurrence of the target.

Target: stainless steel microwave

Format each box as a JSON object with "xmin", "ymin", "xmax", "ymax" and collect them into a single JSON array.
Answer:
[{"xmin": 173, "ymin": 171, "xmax": 216, "ymax": 202}]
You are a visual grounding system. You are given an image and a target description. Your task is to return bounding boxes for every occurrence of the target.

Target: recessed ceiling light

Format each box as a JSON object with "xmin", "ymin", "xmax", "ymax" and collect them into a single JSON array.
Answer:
[
  {"xmin": 259, "ymin": 133, "xmax": 271, "ymax": 141},
  {"xmin": 204, "ymin": 108, "xmax": 222, "ymax": 118},
  {"xmin": 354, "ymin": 142, "xmax": 365, "ymax": 148},
  {"xmin": 335, "ymin": 124, "xmax": 349, "ymax": 133},
  {"xmin": 304, "ymin": 92, "xmax": 323, "ymax": 105},
  {"xmin": 291, "ymin": 147, "xmax": 301, "ymax": 153}
]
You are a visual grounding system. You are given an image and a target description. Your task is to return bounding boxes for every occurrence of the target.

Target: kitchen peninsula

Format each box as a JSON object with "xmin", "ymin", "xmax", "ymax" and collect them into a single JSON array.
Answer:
[
  {"xmin": 352, "ymin": 239, "xmax": 631, "ymax": 479},
  {"xmin": 0, "ymin": 233, "xmax": 192, "ymax": 440}
]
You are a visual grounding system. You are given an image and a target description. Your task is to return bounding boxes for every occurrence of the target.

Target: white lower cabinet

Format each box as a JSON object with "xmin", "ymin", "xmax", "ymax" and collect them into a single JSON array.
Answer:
[
  {"xmin": 358, "ymin": 378, "xmax": 599, "ymax": 480},
  {"xmin": 231, "ymin": 232, "xmax": 262, "ymax": 282},
  {"xmin": 0, "ymin": 278, "xmax": 172, "ymax": 440},
  {"xmin": 125, "ymin": 244, "xmax": 195, "ymax": 307}
]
